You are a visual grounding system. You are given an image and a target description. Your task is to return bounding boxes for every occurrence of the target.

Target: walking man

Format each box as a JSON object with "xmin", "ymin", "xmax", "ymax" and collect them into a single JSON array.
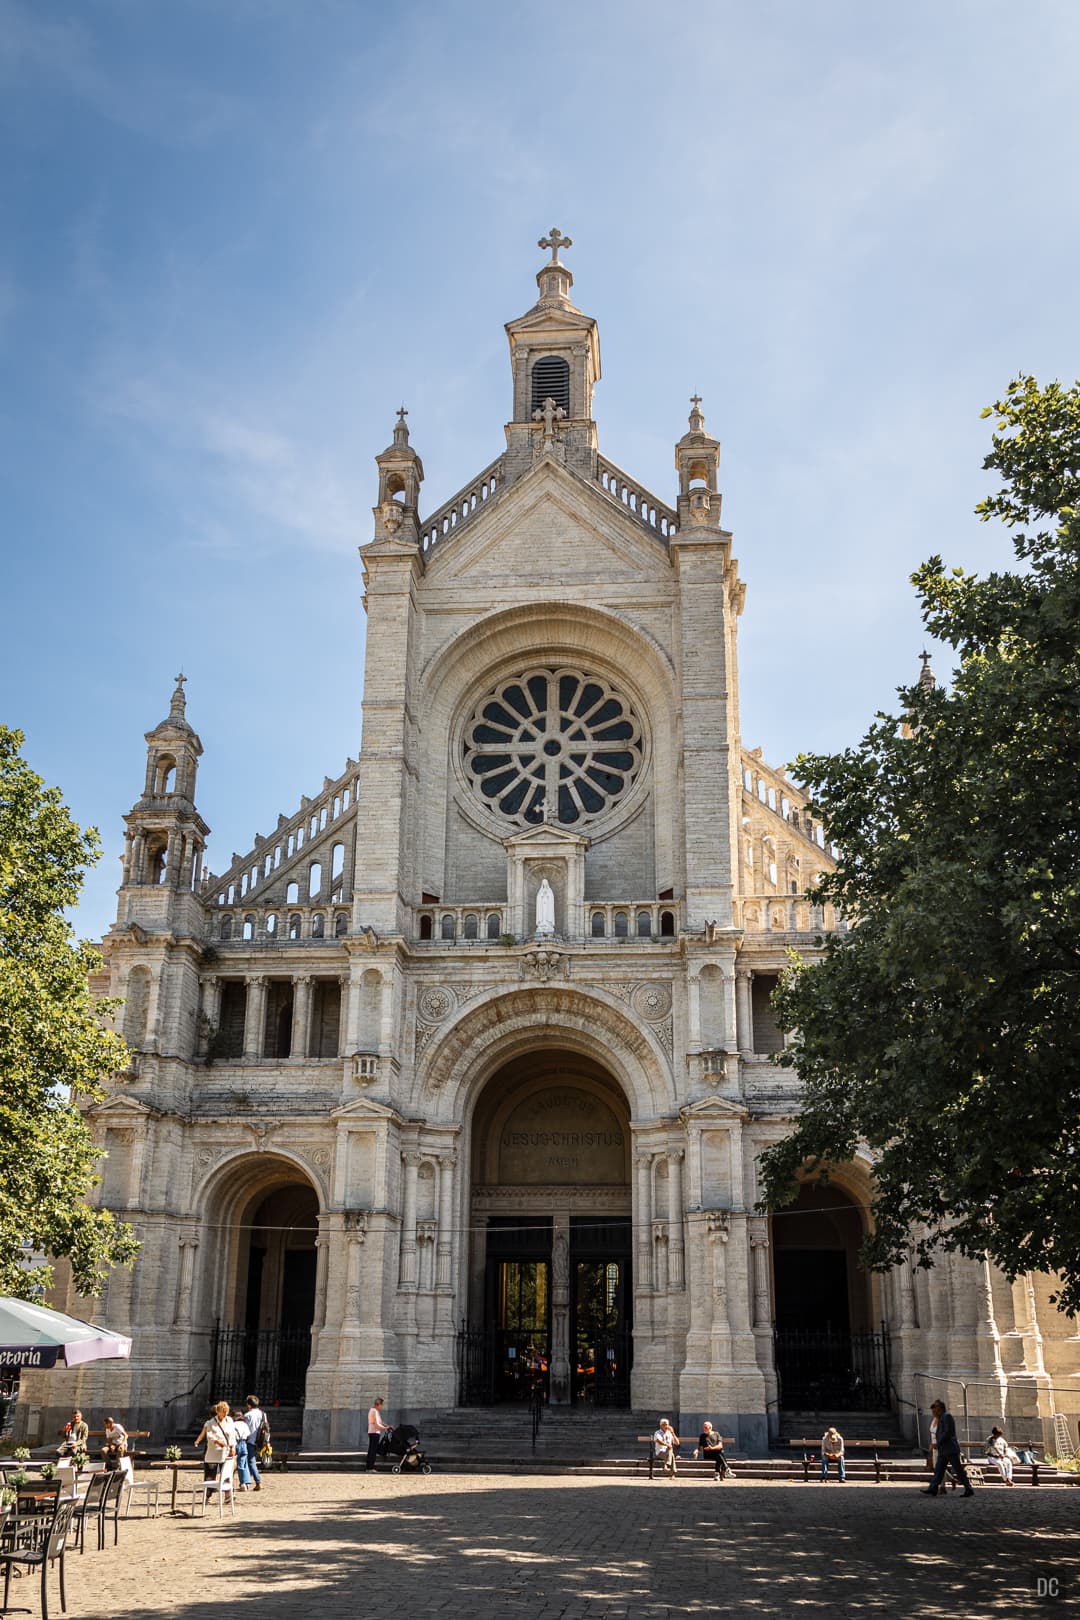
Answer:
[
  {"xmin": 922, "ymin": 1399, "xmax": 973, "ymax": 1497},
  {"xmin": 243, "ymin": 1393, "xmax": 265, "ymax": 1491},
  {"xmin": 366, "ymin": 1397, "xmax": 391, "ymax": 1472}
]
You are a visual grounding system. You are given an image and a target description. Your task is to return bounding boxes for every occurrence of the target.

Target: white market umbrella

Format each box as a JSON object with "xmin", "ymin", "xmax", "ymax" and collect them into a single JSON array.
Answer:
[{"xmin": 0, "ymin": 1297, "xmax": 132, "ymax": 1371}]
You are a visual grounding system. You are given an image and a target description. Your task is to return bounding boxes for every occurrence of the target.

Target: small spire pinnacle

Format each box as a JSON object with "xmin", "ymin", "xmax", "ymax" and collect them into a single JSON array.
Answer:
[
  {"xmin": 170, "ymin": 672, "xmax": 188, "ymax": 718},
  {"xmin": 689, "ymin": 394, "xmax": 705, "ymax": 432},
  {"xmin": 393, "ymin": 405, "xmax": 410, "ymax": 447},
  {"xmin": 538, "ymin": 227, "xmax": 572, "ymax": 264},
  {"xmin": 918, "ymin": 649, "xmax": 936, "ymax": 692}
]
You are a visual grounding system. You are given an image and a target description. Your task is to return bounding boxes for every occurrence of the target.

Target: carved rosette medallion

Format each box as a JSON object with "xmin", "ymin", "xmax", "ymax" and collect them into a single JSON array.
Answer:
[
  {"xmin": 631, "ymin": 982, "xmax": 672, "ymax": 1021},
  {"xmin": 419, "ymin": 985, "xmax": 458, "ymax": 1023}
]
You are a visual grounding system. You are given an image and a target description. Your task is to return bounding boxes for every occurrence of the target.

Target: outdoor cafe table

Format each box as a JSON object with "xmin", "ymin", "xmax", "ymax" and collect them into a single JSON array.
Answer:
[{"xmin": 150, "ymin": 1459, "xmax": 204, "ymax": 1517}]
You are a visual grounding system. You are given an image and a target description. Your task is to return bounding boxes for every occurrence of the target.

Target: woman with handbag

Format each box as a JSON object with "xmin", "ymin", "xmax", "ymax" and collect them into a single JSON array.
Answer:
[{"xmin": 195, "ymin": 1401, "xmax": 237, "ymax": 1481}]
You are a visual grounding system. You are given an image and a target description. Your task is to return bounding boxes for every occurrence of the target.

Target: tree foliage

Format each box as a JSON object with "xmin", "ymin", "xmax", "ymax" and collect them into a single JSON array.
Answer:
[
  {"xmin": 758, "ymin": 377, "xmax": 1080, "ymax": 1312},
  {"xmin": 0, "ymin": 726, "xmax": 138, "ymax": 1298}
]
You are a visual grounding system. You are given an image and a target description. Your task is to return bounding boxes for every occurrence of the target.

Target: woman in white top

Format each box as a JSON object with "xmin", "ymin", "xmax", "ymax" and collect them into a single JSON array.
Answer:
[
  {"xmin": 985, "ymin": 1426, "xmax": 1016, "ymax": 1485},
  {"xmin": 195, "ymin": 1401, "xmax": 237, "ymax": 1482}
]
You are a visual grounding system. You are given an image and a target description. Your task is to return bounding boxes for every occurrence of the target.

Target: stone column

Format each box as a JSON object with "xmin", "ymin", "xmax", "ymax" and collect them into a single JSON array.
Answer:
[
  {"xmin": 708, "ymin": 1211, "xmax": 730, "ymax": 1332},
  {"xmin": 652, "ymin": 1219, "xmax": 669, "ymax": 1294},
  {"xmin": 749, "ymin": 1218, "xmax": 771, "ymax": 1327},
  {"xmin": 399, "ymin": 1154, "xmax": 421, "ymax": 1288},
  {"xmin": 291, "ymin": 975, "xmax": 313, "ymax": 1060},
  {"xmin": 199, "ymin": 977, "xmax": 221, "ymax": 1059},
  {"xmin": 1012, "ymin": 1273, "xmax": 1047, "ymax": 1377},
  {"xmin": 667, "ymin": 1151, "xmax": 685, "ymax": 1290},
  {"xmin": 735, "ymin": 969, "xmax": 753, "ymax": 1056},
  {"xmin": 174, "ymin": 1236, "xmax": 198, "ymax": 1327},
  {"xmin": 896, "ymin": 1256, "xmax": 918, "ymax": 1331},
  {"xmin": 131, "ymin": 833, "xmax": 146, "ymax": 884},
  {"xmin": 242, "ymin": 975, "xmax": 266, "ymax": 1060},
  {"xmin": 344, "ymin": 1215, "xmax": 366, "ymax": 1324},
  {"xmin": 417, "ymin": 1223, "xmax": 436, "ymax": 1293},
  {"xmin": 635, "ymin": 1154, "xmax": 653, "ymax": 1290},
  {"xmin": 687, "ymin": 972, "xmax": 702, "ymax": 1049},
  {"xmin": 436, "ymin": 1155, "xmax": 455, "ymax": 1291},
  {"xmin": 549, "ymin": 1211, "xmax": 571, "ymax": 1405},
  {"xmin": 311, "ymin": 1234, "xmax": 330, "ymax": 1360},
  {"xmin": 336, "ymin": 973, "xmax": 349, "ymax": 1057}
]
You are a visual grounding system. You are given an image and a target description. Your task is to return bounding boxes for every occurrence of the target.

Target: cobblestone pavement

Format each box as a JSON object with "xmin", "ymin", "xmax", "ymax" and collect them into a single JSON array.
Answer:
[{"xmin": 51, "ymin": 1472, "xmax": 1078, "ymax": 1620}]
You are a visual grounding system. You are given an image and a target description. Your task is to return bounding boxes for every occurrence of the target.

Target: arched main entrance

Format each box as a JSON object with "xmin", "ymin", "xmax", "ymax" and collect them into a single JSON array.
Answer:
[
  {"xmin": 204, "ymin": 1157, "xmax": 319, "ymax": 1407},
  {"xmin": 462, "ymin": 1048, "xmax": 633, "ymax": 1407},
  {"xmin": 771, "ymin": 1180, "xmax": 890, "ymax": 1410}
]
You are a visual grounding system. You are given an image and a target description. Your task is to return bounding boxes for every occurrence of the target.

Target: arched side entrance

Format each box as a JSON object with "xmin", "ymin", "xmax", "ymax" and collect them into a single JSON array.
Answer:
[
  {"xmin": 771, "ymin": 1180, "xmax": 890, "ymax": 1410},
  {"xmin": 462, "ymin": 1048, "xmax": 633, "ymax": 1407},
  {"xmin": 199, "ymin": 1155, "xmax": 320, "ymax": 1407}
]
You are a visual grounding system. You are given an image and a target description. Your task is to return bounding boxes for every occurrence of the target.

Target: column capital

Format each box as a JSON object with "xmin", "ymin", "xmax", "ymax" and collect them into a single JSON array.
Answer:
[
  {"xmin": 244, "ymin": 973, "xmax": 262, "ymax": 987},
  {"xmin": 667, "ymin": 1148, "xmax": 685, "ymax": 1166},
  {"xmin": 402, "ymin": 1151, "xmax": 424, "ymax": 1169},
  {"xmin": 294, "ymin": 972, "xmax": 313, "ymax": 986},
  {"xmin": 735, "ymin": 966, "xmax": 752, "ymax": 982}
]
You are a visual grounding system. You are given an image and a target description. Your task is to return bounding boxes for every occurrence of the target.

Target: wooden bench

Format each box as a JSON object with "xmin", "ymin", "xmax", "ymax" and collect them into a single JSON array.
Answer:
[
  {"xmin": 789, "ymin": 1438, "xmax": 891, "ymax": 1483},
  {"xmin": 637, "ymin": 1434, "xmax": 735, "ymax": 1480}
]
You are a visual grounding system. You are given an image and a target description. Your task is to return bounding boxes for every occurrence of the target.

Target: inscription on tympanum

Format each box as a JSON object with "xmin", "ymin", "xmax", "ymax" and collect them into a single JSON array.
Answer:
[{"xmin": 498, "ymin": 1087, "xmax": 626, "ymax": 1184}]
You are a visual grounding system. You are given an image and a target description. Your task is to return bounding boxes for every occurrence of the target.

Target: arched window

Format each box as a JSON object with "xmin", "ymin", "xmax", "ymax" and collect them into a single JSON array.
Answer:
[
  {"xmin": 591, "ymin": 911, "xmax": 605, "ymax": 937},
  {"xmin": 123, "ymin": 966, "xmax": 151, "ymax": 1048},
  {"xmin": 614, "ymin": 910, "xmax": 629, "ymax": 938},
  {"xmin": 308, "ymin": 862, "xmax": 322, "ymax": 900},
  {"xmin": 220, "ymin": 915, "xmax": 232, "ymax": 940},
  {"xmin": 286, "ymin": 881, "xmax": 299, "ymax": 905},
  {"xmin": 288, "ymin": 914, "xmax": 301, "ymax": 940},
  {"xmin": 148, "ymin": 838, "xmax": 167, "ymax": 885},
  {"xmin": 156, "ymin": 757, "xmax": 176, "ymax": 795},
  {"xmin": 660, "ymin": 910, "xmax": 675, "ymax": 938},
  {"xmin": 636, "ymin": 910, "xmax": 652, "ymax": 937},
  {"xmin": 463, "ymin": 913, "xmax": 478, "ymax": 940},
  {"xmin": 265, "ymin": 912, "xmax": 277, "ymax": 937},
  {"xmin": 242, "ymin": 915, "xmax": 255, "ymax": 941},
  {"xmin": 441, "ymin": 914, "xmax": 455, "ymax": 941},
  {"xmin": 311, "ymin": 912, "xmax": 325, "ymax": 939},
  {"xmin": 486, "ymin": 912, "xmax": 501, "ymax": 939},
  {"xmin": 331, "ymin": 842, "xmax": 345, "ymax": 889},
  {"xmin": 530, "ymin": 354, "xmax": 571, "ymax": 416},
  {"xmin": 334, "ymin": 912, "xmax": 348, "ymax": 938},
  {"xmin": 419, "ymin": 914, "xmax": 433, "ymax": 941}
]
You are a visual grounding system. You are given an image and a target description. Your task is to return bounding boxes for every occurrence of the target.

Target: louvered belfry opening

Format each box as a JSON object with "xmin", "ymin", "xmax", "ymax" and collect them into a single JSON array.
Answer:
[{"xmin": 530, "ymin": 355, "xmax": 571, "ymax": 416}]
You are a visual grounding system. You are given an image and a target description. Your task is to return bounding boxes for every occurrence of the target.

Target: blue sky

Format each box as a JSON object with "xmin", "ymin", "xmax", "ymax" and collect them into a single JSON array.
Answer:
[{"xmin": 2, "ymin": 0, "xmax": 1077, "ymax": 942}]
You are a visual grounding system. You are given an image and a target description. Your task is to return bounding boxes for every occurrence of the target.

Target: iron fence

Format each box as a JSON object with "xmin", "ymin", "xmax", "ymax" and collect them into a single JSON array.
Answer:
[
  {"xmin": 209, "ymin": 1325, "xmax": 311, "ymax": 1405},
  {"xmin": 774, "ymin": 1323, "xmax": 892, "ymax": 1410}
]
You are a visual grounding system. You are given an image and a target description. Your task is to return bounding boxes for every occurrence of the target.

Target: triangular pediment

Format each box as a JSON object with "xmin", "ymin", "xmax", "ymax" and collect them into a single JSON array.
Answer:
[
  {"xmin": 679, "ymin": 1094, "xmax": 749, "ymax": 1123},
  {"xmin": 423, "ymin": 459, "xmax": 672, "ymax": 586},
  {"xmin": 330, "ymin": 1096, "xmax": 402, "ymax": 1125},
  {"xmin": 504, "ymin": 824, "xmax": 590, "ymax": 852}
]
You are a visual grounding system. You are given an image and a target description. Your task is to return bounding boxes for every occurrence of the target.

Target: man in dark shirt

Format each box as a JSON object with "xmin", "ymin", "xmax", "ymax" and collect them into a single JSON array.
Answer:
[
  {"xmin": 922, "ymin": 1400, "xmax": 973, "ymax": 1496},
  {"xmin": 694, "ymin": 1421, "xmax": 732, "ymax": 1480}
]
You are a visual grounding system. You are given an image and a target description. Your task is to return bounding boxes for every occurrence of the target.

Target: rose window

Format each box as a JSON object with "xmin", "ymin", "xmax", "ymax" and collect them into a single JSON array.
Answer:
[{"xmin": 462, "ymin": 668, "xmax": 643, "ymax": 827}]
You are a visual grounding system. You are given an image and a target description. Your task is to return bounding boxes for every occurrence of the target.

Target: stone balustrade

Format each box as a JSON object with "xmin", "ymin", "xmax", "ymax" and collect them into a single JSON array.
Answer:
[
  {"xmin": 418, "ymin": 457, "xmax": 505, "ymax": 554},
  {"xmin": 415, "ymin": 900, "xmax": 680, "ymax": 943},
  {"xmin": 595, "ymin": 454, "xmax": 678, "ymax": 541}
]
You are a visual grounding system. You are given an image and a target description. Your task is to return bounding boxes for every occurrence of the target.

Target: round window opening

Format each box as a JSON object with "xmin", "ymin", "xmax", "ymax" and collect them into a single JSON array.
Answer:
[{"xmin": 462, "ymin": 667, "xmax": 643, "ymax": 828}]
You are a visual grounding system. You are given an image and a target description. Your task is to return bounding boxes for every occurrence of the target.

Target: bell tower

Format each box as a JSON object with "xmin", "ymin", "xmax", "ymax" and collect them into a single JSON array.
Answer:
[
  {"xmin": 503, "ymin": 228, "xmax": 601, "ymax": 481},
  {"xmin": 119, "ymin": 675, "xmax": 210, "ymax": 925}
]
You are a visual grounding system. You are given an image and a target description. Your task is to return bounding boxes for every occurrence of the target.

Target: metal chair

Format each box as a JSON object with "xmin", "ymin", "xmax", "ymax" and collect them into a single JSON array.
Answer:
[
  {"xmin": 119, "ymin": 1458, "xmax": 159, "ymax": 1519},
  {"xmin": 0, "ymin": 1498, "xmax": 75, "ymax": 1620},
  {"xmin": 72, "ymin": 1472, "xmax": 110, "ymax": 1555},
  {"xmin": 190, "ymin": 1456, "xmax": 237, "ymax": 1519},
  {"xmin": 99, "ymin": 1471, "xmax": 125, "ymax": 1549}
]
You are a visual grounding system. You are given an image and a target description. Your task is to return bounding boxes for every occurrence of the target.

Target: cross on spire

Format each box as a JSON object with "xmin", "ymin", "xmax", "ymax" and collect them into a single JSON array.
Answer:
[
  {"xmin": 396, "ymin": 405, "xmax": 408, "ymax": 424},
  {"xmin": 539, "ymin": 227, "xmax": 572, "ymax": 263},
  {"xmin": 690, "ymin": 394, "xmax": 702, "ymax": 410},
  {"xmin": 174, "ymin": 671, "xmax": 187, "ymax": 689}
]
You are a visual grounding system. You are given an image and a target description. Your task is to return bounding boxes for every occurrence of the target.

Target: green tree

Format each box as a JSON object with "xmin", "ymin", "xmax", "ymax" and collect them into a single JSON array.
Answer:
[
  {"xmin": 759, "ymin": 376, "xmax": 1080, "ymax": 1312},
  {"xmin": 0, "ymin": 726, "xmax": 138, "ymax": 1298}
]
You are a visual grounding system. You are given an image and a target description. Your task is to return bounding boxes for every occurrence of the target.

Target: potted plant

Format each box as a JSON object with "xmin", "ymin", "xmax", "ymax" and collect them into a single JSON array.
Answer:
[
  {"xmin": 0, "ymin": 1486, "xmax": 15, "ymax": 1511},
  {"xmin": 8, "ymin": 1471, "xmax": 29, "ymax": 1489},
  {"xmin": 72, "ymin": 1449, "xmax": 90, "ymax": 1472},
  {"xmin": 164, "ymin": 1445, "xmax": 182, "ymax": 1462},
  {"xmin": 11, "ymin": 1448, "xmax": 30, "ymax": 1463},
  {"xmin": 39, "ymin": 1462, "xmax": 56, "ymax": 1481}
]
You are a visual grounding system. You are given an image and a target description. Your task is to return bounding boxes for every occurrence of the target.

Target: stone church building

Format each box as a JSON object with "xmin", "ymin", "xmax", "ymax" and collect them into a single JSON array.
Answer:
[{"xmin": 23, "ymin": 236, "xmax": 1075, "ymax": 1452}]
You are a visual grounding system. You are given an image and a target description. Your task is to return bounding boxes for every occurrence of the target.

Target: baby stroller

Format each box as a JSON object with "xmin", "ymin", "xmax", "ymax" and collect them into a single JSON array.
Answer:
[{"xmin": 384, "ymin": 1424, "xmax": 432, "ymax": 1475}]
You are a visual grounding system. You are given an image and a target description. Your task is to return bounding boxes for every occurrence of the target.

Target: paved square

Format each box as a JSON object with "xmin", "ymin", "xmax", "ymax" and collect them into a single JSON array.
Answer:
[{"xmin": 56, "ymin": 1473, "xmax": 1078, "ymax": 1619}]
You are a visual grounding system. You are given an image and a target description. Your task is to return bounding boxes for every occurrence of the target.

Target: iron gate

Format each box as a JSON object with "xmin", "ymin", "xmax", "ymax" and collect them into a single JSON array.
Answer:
[
  {"xmin": 210, "ymin": 1325, "xmax": 311, "ymax": 1405},
  {"xmin": 773, "ymin": 1323, "xmax": 892, "ymax": 1410}
]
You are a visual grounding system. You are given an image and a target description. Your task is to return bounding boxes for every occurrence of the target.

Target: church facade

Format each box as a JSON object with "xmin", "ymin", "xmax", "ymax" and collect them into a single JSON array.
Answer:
[{"xmin": 22, "ymin": 237, "xmax": 1075, "ymax": 1452}]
